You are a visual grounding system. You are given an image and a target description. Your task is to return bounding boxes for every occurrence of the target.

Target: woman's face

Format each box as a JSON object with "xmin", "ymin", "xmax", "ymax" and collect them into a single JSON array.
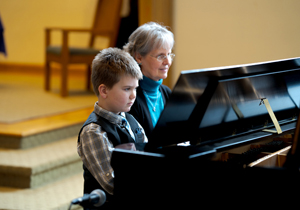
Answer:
[{"xmin": 135, "ymin": 46, "xmax": 173, "ymax": 81}]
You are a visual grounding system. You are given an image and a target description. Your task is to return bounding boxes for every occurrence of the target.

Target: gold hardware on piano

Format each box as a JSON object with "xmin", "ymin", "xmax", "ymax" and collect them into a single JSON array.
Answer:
[{"xmin": 260, "ymin": 98, "xmax": 282, "ymax": 134}]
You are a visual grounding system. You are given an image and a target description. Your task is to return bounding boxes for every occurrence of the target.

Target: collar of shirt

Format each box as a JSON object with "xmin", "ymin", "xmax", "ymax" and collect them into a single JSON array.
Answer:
[
  {"xmin": 94, "ymin": 102, "xmax": 136, "ymax": 141},
  {"xmin": 94, "ymin": 102, "xmax": 124, "ymax": 126}
]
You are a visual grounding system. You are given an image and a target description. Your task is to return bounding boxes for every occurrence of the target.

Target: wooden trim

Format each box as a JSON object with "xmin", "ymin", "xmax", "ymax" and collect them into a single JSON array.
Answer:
[
  {"xmin": 0, "ymin": 63, "xmax": 86, "ymax": 76},
  {"xmin": 0, "ymin": 63, "xmax": 43, "ymax": 74},
  {"xmin": 0, "ymin": 107, "xmax": 94, "ymax": 137}
]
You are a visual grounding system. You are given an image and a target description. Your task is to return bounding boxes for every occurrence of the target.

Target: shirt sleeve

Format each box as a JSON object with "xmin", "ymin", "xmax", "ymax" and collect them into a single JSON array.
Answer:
[{"xmin": 77, "ymin": 123, "xmax": 114, "ymax": 195}]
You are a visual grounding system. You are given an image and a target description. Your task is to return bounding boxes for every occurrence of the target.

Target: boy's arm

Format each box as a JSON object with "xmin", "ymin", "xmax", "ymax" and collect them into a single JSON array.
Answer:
[{"xmin": 78, "ymin": 123, "xmax": 114, "ymax": 195}]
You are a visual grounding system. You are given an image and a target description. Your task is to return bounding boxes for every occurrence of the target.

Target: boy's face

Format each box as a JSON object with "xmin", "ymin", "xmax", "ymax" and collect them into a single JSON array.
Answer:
[{"xmin": 103, "ymin": 75, "xmax": 139, "ymax": 114}]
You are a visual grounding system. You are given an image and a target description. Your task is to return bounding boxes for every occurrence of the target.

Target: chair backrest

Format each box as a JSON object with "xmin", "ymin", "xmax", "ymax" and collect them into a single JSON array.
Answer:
[{"xmin": 89, "ymin": 0, "xmax": 123, "ymax": 48}]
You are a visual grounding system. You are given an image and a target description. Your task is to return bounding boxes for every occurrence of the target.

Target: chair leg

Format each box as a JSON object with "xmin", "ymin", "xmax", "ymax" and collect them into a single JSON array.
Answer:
[
  {"xmin": 44, "ymin": 61, "xmax": 51, "ymax": 91},
  {"xmin": 86, "ymin": 65, "xmax": 92, "ymax": 91},
  {"xmin": 61, "ymin": 63, "xmax": 68, "ymax": 97}
]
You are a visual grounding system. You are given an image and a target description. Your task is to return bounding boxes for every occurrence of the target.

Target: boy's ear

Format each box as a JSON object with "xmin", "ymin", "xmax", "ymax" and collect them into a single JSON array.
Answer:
[
  {"xmin": 135, "ymin": 53, "xmax": 142, "ymax": 64},
  {"xmin": 98, "ymin": 84, "xmax": 108, "ymax": 99}
]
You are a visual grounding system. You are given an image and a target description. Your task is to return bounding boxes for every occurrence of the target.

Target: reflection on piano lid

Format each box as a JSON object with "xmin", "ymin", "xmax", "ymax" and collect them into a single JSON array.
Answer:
[{"xmin": 147, "ymin": 57, "xmax": 300, "ymax": 150}]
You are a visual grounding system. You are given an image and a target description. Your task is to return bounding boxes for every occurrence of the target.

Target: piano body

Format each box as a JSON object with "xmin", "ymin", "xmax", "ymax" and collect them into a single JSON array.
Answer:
[{"xmin": 111, "ymin": 57, "xmax": 300, "ymax": 209}]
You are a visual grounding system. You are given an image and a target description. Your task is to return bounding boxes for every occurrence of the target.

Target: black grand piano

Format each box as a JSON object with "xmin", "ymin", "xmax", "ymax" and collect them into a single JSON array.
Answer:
[{"xmin": 111, "ymin": 57, "xmax": 300, "ymax": 209}]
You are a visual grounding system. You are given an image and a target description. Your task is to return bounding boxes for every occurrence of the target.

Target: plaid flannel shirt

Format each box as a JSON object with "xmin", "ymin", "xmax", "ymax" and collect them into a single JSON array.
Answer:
[{"xmin": 77, "ymin": 102, "xmax": 147, "ymax": 195}]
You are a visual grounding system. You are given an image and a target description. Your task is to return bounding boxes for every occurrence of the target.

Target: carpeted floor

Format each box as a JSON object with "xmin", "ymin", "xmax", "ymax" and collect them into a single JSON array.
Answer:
[
  {"xmin": 0, "ymin": 71, "xmax": 89, "ymax": 210},
  {"xmin": 0, "ymin": 72, "xmax": 97, "ymax": 123}
]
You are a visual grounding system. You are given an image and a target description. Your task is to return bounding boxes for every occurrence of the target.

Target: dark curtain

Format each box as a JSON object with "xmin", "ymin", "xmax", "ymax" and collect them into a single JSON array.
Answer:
[
  {"xmin": 116, "ymin": 0, "xmax": 139, "ymax": 49},
  {"xmin": 0, "ymin": 15, "xmax": 6, "ymax": 55}
]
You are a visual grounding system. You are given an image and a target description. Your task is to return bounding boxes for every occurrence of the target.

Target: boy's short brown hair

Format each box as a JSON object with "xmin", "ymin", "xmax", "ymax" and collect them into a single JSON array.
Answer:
[{"xmin": 91, "ymin": 47, "xmax": 142, "ymax": 96}]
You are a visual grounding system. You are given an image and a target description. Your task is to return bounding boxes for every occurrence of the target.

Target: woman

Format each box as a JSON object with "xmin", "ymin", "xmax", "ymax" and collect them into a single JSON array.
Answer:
[{"xmin": 123, "ymin": 22, "xmax": 175, "ymax": 138}]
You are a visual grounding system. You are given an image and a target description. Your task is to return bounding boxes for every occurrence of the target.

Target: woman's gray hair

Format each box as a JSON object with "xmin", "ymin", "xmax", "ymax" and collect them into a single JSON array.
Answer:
[{"xmin": 123, "ymin": 22, "xmax": 174, "ymax": 58}]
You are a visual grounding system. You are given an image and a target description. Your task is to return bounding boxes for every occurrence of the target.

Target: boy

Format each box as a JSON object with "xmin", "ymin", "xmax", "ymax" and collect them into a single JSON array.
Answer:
[{"xmin": 77, "ymin": 47, "xmax": 148, "ymax": 207}]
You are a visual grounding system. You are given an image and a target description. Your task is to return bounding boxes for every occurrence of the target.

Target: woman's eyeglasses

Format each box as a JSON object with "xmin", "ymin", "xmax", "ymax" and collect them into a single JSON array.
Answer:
[{"xmin": 150, "ymin": 53, "xmax": 175, "ymax": 62}]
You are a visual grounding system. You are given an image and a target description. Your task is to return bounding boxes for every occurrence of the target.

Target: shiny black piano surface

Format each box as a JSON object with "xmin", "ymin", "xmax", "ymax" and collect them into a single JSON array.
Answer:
[
  {"xmin": 111, "ymin": 57, "xmax": 300, "ymax": 209},
  {"xmin": 149, "ymin": 57, "xmax": 300, "ymax": 150}
]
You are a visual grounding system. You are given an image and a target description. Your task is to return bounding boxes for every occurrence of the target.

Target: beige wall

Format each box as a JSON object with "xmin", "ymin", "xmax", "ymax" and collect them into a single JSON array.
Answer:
[
  {"xmin": 0, "ymin": 0, "xmax": 99, "ymax": 64},
  {"xmin": 172, "ymin": 0, "xmax": 300, "ymax": 87},
  {"xmin": 1, "ymin": 0, "xmax": 300, "ymax": 88}
]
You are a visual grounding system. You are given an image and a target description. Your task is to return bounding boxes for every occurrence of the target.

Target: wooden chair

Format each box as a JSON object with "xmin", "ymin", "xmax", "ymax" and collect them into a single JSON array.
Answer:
[{"xmin": 44, "ymin": 0, "xmax": 122, "ymax": 97}]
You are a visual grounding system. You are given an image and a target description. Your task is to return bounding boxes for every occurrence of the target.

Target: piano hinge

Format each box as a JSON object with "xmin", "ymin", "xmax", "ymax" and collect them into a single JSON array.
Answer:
[{"xmin": 259, "ymin": 98, "xmax": 282, "ymax": 134}]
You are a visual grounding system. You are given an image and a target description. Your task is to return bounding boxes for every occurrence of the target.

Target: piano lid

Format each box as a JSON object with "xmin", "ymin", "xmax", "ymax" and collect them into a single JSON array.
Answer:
[{"xmin": 148, "ymin": 57, "xmax": 300, "ymax": 149}]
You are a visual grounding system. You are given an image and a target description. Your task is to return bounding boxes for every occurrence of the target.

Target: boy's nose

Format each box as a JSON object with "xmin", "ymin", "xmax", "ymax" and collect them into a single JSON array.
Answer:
[{"xmin": 130, "ymin": 91, "xmax": 136, "ymax": 99}]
